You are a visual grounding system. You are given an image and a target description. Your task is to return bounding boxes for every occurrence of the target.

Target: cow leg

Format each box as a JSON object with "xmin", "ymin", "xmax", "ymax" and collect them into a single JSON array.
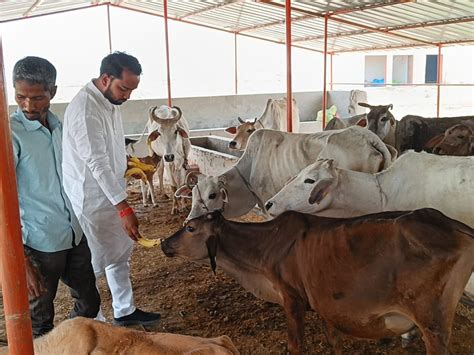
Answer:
[
  {"xmin": 283, "ymin": 295, "xmax": 305, "ymax": 355},
  {"xmin": 323, "ymin": 321, "xmax": 343, "ymax": 355},
  {"xmin": 146, "ymin": 174, "xmax": 157, "ymax": 207},
  {"xmin": 139, "ymin": 180, "xmax": 149, "ymax": 206},
  {"xmin": 157, "ymin": 160, "xmax": 166, "ymax": 197}
]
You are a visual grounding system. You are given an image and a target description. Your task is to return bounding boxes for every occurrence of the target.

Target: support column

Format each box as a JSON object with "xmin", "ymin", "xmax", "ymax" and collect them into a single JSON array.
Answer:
[
  {"xmin": 322, "ymin": 15, "xmax": 328, "ymax": 128},
  {"xmin": 107, "ymin": 4, "xmax": 112, "ymax": 54},
  {"xmin": 285, "ymin": 0, "xmax": 293, "ymax": 132},
  {"xmin": 164, "ymin": 0, "xmax": 172, "ymax": 106},
  {"xmin": 436, "ymin": 44, "xmax": 442, "ymax": 117},
  {"xmin": 234, "ymin": 33, "xmax": 238, "ymax": 95},
  {"xmin": 0, "ymin": 37, "xmax": 34, "ymax": 355}
]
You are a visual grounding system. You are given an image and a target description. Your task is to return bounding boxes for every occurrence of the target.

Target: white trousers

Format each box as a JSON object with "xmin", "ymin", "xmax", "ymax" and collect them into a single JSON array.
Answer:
[{"xmin": 95, "ymin": 259, "xmax": 136, "ymax": 319}]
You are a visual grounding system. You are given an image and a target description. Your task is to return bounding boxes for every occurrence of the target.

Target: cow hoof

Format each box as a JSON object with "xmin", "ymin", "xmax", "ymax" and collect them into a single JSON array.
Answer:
[{"xmin": 153, "ymin": 203, "xmax": 159, "ymax": 208}]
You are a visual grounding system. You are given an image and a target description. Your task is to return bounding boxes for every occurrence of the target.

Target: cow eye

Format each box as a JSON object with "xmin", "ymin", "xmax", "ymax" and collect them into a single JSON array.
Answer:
[
  {"xmin": 457, "ymin": 135, "xmax": 465, "ymax": 139},
  {"xmin": 208, "ymin": 193, "xmax": 217, "ymax": 199},
  {"xmin": 381, "ymin": 116, "xmax": 388, "ymax": 122},
  {"xmin": 186, "ymin": 226, "xmax": 195, "ymax": 232},
  {"xmin": 304, "ymin": 178, "xmax": 315, "ymax": 184},
  {"xmin": 246, "ymin": 129, "xmax": 255, "ymax": 133}
]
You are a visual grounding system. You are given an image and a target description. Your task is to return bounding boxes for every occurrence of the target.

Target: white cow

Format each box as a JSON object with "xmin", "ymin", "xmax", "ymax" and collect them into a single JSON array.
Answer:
[
  {"xmin": 225, "ymin": 97, "xmax": 300, "ymax": 150},
  {"xmin": 148, "ymin": 105, "xmax": 191, "ymax": 214},
  {"xmin": 176, "ymin": 126, "xmax": 393, "ymax": 221},
  {"xmin": 264, "ymin": 151, "xmax": 474, "ymax": 304}
]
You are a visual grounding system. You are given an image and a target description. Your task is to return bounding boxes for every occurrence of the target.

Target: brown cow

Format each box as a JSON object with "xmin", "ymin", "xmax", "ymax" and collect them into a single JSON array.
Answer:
[
  {"xmin": 162, "ymin": 209, "xmax": 474, "ymax": 355},
  {"xmin": 0, "ymin": 317, "xmax": 239, "ymax": 355},
  {"xmin": 424, "ymin": 124, "xmax": 474, "ymax": 156}
]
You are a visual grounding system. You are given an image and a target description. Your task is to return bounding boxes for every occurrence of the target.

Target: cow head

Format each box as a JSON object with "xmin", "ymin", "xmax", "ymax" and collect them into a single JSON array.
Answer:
[
  {"xmin": 161, "ymin": 211, "xmax": 224, "ymax": 273},
  {"xmin": 225, "ymin": 116, "xmax": 258, "ymax": 151},
  {"xmin": 149, "ymin": 105, "xmax": 189, "ymax": 163},
  {"xmin": 358, "ymin": 103, "xmax": 396, "ymax": 141},
  {"xmin": 433, "ymin": 124, "xmax": 473, "ymax": 156},
  {"xmin": 176, "ymin": 174, "xmax": 229, "ymax": 223},
  {"xmin": 265, "ymin": 159, "xmax": 338, "ymax": 217}
]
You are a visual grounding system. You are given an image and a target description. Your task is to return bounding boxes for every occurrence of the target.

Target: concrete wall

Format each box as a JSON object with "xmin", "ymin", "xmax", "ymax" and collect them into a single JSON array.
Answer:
[{"xmin": 8, "ymin": 90, "xmax": 356, "ymax": 135}]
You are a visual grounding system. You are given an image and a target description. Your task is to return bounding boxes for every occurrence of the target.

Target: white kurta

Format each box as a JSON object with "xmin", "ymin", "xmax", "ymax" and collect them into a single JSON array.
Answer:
[{"xmin": 62, "ymin": 81, "xmax": 133, "ymax": 272}]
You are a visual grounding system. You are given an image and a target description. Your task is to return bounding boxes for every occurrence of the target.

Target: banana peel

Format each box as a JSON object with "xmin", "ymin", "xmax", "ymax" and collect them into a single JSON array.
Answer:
[
  {"xmin": 127, "ymin": 157, "xmax": 156, "ymax": 174},
  {"xmin": 136, "ymin": 235, "xmax": 161, "ymax": 248}
]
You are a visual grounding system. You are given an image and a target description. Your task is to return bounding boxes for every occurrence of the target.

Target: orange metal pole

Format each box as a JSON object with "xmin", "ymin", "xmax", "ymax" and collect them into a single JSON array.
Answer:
[
  {"xmin": 163, "ymin": 0, "xmax": 172, "ymax": 106},
  {"xmin": 234, "ymin": 33, "xmax": 238, "ymax": 95},
  {"xmin": 322, "ymin": 15, "xmax": 328, "ymax": 128},
  {"xmin": 285, "ymin": 0, "xmax": 293, "ymax": 132},
  {"xmin": 0, "ymin": 37, "xmax": 34, "ymax": 355},
  {"xmin": 106, "ymin": 4, "xmax": 113, "ymax": 54},
  {"xmin": 436, "ymin": 44, "xmax": 442, "ymax": 117},
  {"xmin": 330, "ymin": 53, "xmax": 333, "ymax": 91}
]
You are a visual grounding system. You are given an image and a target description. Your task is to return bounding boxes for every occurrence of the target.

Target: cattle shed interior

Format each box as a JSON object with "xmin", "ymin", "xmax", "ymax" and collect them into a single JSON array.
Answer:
[{"xmin": 0, "ymin": 1, "xmax": 473, "ymax": 354}]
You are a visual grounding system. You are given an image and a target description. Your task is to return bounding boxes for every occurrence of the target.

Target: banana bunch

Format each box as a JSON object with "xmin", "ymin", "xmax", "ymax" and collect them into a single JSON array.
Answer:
[
  {"xmin": 124, "ymin": 167, "xmax": 147, "ymax": 181},
  {"xmin": 136, "ymin": 235, "xmax": 162, "ymax": 248},
  {"xmin": 128, "ymin": 156, "xmax": 156, "ymax": 174}
]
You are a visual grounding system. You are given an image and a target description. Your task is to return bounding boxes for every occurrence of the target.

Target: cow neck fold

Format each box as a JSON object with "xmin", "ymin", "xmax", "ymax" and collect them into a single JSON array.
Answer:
[{"xmin": 216, "ymin": 215, "xmax": 303, "ymax": 274}]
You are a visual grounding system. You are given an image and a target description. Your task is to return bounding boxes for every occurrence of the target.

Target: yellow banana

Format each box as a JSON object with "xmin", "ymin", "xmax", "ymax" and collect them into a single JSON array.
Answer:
[
  {"xmin": 125, "ymin": 167, "xmax": 147, "ymax": 181},
  {"xmin": 136, "ymin": 236, "xmax": 161, "ymax": 248},
  {"xmin": 127, "ymin": 157, "xmax": 156, "ymax": 174}
]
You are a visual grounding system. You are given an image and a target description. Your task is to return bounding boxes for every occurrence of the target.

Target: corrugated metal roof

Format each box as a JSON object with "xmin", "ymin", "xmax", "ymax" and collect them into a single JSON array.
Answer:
[{"xmin": 1, "ymin": 0, "xmax": 473, "ymax": 53}]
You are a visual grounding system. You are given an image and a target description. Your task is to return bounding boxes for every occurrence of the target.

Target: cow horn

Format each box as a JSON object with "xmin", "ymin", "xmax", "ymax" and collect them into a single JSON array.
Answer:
[
  {"xmin": 388, "ymin": 104, "xmax": 393, "ymax": 110},
  {"xmin": 253, "ymin": 117, "xmax": 258, "ymax": 124},
  {"xmin": 171, "ymin": 106, "xmax": 183, "ymax": 121},
  {"xmin": 238, "ymin": 117, "xmax": 245, "ymax": 124}
]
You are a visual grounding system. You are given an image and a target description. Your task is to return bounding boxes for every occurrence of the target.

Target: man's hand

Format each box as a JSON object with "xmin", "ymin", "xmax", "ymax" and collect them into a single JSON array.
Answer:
[
  {"xmin": 121, "ymin": 212, "xmax": 140, "ymax": 241},
  {"xmin": 116, "ymin": 200, "xmax": 140, "ymax": 241},
  {"xmin": 25, "ymin": 257, "xmax": 46, "ymax": 299}
]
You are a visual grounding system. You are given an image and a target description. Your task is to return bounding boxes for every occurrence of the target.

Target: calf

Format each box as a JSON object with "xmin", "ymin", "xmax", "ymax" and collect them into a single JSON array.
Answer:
[
  {"xmin": 162, "ymin": 209, "xmax": 474, "ymax": 355},
  {"xmin": 126, "ymin": 153, "xmax": 162, "ymax": 207},
  {"xmin": 425, "ymin": 124, "xmax": 473, "ymax": 156},
  {"xmin": 0, "ymin": 317, "xmax": 239, "ymax": 355}
]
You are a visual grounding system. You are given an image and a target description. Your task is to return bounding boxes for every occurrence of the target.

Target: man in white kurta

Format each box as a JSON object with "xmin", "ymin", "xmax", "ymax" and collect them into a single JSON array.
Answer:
[{"xmin": 62, "ymin": 52, "xmax": 160, "ymax": 326}]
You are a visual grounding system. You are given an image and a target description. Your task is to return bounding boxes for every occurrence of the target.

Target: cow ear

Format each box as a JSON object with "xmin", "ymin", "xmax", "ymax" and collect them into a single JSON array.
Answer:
[
  {"xmin": 206, "ymin": 235, "xmax": 218, "ymax": 275},
  {"xmin": 175, "ymin": 185, "xmax": 193, "ymax": 199},
  {"xmin": 220, "ymin": 188, "xmax": 228, "ymax": 203},
  {"xmin": 148, "ymin": 130, "xmax": 160, "ymax": 143},
  {"xmin": 308, "ymin": 178, "xmax": 334, "ymax": 205},
  {"xmin": 177, "ymin": 127, "xmax": 189, "ymax": 138},
  {"xmin": 225, "ymin": 126, "xmax": 237, "ymax": 134},
  {"xmin": 358, "ymin": 102, "xmax": 371, "ymax": 108},
  {"xmin": 356, "ymin": 117, "xmax": 367, "ymax": 128}
]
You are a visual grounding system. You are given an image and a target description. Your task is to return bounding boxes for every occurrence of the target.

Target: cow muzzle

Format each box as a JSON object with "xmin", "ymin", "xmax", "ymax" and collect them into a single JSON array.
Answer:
[
  {"xmin": 164, "ymin": 154, "xmax": 175, "ymax": 162},
  {"xmin": 228, "ymin": 141, "xmax": 237, "ymax": 149},
  {"xmin": 160, "ymin": 239, "xmax": 175, "ymax": 257}
]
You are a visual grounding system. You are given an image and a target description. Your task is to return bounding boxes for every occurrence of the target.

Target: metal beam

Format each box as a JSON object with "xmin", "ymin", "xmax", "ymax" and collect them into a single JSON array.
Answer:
[
  {"xmin": 322, "ymin": 15, "xmax": 328, "ymax": 128},
  {"xmin": 23, "ymin": 0, "xmax": 43, "ymax": 17},
  {"xmin": 293, "ymin": 15, "xmax": 474, "ymax": 43},
  {"xmin": 333, "ymin": 39, "xmax": 474, "ymax": 54},
  {"xmin": 285, "ymin": 0, "xmax": 292, "ymax": 133},
  {"xmin": 163, "ymin": 0, "xmax": 172, "ymax": 106},
  {"xmin": 437, "ymin": 44, "xmax": 442, "ymax": 118},
  {"xmin": 261, "ymin": 0, "xmax": 434, "ymax": 46},
  {"xmin": 106, "ymin": 4, "xmax": 112, "ymax": 54},
  {"xmin": 178, "ymin": 1, "xmax": 238, "ymax": 20}
]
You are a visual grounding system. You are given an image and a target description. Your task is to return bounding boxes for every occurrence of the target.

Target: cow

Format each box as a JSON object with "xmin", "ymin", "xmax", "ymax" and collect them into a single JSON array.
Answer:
[
  {"xmin": 365, "ymin": 112, "xmax": 474, "ymax": 153},
  {"xmin": 125, "ymin": 153, "xmax": 162, "ymax": 207},
  {"xmin": 324, "ymin": 103, "xmax": 394, "ymax": 134},
  {"xmin": 225, "ymin": 97, "xmax": 300, "ymax": 150},
  {"xmin": 176, "ymin": 126, "xmax": 394, "ymax": 222},
  {"xmin": 148, "ymin": 105, "xmax": 191, "ymax": 214},
  {"xmin": 264, "ymin": 152, "xmax": 474, "ymax": 304},
  {"xmin": 162, "ymin": 209, "xmax": 474, "ymax": 355},
  {"xmin": 0, "ymin": 317, "xmax": 239, "ymax": 355},
  {"xmin": 424, "ymin": 124, "xmax": 474, "ymax": 156}
]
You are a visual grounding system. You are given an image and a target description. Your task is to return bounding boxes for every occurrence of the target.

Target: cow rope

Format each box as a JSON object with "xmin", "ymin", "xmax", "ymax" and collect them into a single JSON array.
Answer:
[{"xmin": 234, "ymin": 166, "xmax": 266, "ymax": 211}]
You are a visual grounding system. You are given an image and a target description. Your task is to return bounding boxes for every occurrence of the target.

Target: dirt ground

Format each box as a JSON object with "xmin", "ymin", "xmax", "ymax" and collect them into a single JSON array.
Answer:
[{"xmin": 1, "ymin": 183, "xmax": 473, "ymax": 354}]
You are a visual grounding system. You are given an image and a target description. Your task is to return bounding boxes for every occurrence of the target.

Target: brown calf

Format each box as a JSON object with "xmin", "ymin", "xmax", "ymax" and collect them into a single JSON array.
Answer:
[
  {"xmin": 162, "ymin": 209, "xmax": 474, "ymax": 355},
  {"xmin": 425, "ymin": 124, "xmax": 473, "ymax": 156},
  {"xmin": 126, "ymin": 153, "xmax": 162, "ymax": 207},
  {"xmin": 0, "ymin": 317, "xmax": 239, "ymax": 355}
]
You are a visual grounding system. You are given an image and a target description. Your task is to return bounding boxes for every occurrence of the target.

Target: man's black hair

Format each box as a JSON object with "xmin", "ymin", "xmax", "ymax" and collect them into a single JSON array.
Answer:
[
  {"xmin": 100, "ymin": 51, "xmax": 142, "ymax": 78},
  {"xmin": 13, "ymin": 56, "xmax": 57, "ymax": 92}
]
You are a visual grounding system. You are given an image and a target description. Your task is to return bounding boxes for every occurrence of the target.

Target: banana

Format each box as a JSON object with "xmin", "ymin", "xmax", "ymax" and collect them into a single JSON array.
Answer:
[
  {"xmin": 127, "ymin": 157, "xmax": 156, "ymax": 174},
  {"xmin": 125, "ymin": 167, "xmax": 147, "ymax": 181},
  {"xmin": 136, "ymin": 236, "xmax": 161, "ymax": 248}
]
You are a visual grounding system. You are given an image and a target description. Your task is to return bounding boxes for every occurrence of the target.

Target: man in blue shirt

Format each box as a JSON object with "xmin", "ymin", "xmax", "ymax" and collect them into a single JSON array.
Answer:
[{"xmin": 10, "ymin": 56, "xmax": 100, "ymax": 337}]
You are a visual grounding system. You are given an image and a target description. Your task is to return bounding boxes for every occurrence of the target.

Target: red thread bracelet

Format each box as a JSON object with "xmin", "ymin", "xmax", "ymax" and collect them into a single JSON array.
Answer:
[{"xmin": 119, "ymin": 207, "xmax": 134, "ymax": 218}]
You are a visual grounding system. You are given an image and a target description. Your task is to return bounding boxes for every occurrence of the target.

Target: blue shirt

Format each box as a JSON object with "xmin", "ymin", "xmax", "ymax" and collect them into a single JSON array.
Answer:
[{"xmin": 10, "ymin": 108, "xmax": 83, "ymax": 252}]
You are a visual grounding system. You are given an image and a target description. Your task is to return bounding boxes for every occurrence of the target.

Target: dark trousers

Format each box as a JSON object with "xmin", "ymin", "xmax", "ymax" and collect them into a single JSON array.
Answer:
[{"xmin": 25, "ymin": 237, "xmax": 100, "ymax": 337}]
